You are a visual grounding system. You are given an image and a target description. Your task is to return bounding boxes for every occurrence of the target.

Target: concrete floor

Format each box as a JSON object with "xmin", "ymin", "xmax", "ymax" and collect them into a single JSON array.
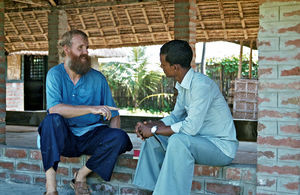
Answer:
[{"xmin": 5, "ymin": 125, "xmax": 257, "ymax": 164}]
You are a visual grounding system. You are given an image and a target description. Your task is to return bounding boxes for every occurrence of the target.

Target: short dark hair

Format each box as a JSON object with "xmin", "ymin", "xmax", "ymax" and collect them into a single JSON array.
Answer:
[
  {"xmin": 58, "ymin": 30, "xmax": 88, "ymax": 57},
  {"xmin": 160, "ymin": 40, "xmax": 193, "ymax": 68}
]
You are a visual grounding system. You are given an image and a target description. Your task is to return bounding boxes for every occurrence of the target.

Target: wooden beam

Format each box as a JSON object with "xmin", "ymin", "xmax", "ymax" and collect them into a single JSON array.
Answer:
[
  {"xmin": 12, "ymin": 0, "xmax": 49, "ymax": 6},
  {"xmin": 158, "ymin": 5, "xmax": 171, "ymax": 40},
  {"xmin": 141, "ymin": 7, "xmax": 149, "ymax": 24},
  {"xmin": 237, "ymin": 2, "xmax": 248, "ymax": 40},
  {"xmin": 217, "ymin": 0, "xmax": 227, "ymax": 39},
  {"xmin": 32, "ymin": 12, "xmax": 45, "ymax": 33},
  {"xmin": 48, "ymin": 0, "xmax": 56, "ymax": 6},
  {"xmin": 238, "ymin": 40, "xmax": 243, "ymax": 79},
  {"xmin": 92, "ymin": 11, "xmax": 106, "ymax": 46},
  {"xmin": 77, "ymin": 9, "xmax": 86, "ymax": 30},
  {"xmin": 125, "ymin": 9, "xmax": 133, "ymax": 25},
  {"xmin": 6, "ymin": 0, "xmax": 157, "ymax": 13},
  {"xmin": 18, "ymin": 13, "xmax": 32, "ymax": 34},
  {"xmin": 249, "ymin": 40, "xmax": 253, "ymax": 79}
]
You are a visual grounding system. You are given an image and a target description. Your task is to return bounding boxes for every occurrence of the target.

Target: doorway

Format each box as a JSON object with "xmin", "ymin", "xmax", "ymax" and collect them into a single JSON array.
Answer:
[{"xmin": 24, "ymin": 55, "xmax": 47, "ymax": 110}]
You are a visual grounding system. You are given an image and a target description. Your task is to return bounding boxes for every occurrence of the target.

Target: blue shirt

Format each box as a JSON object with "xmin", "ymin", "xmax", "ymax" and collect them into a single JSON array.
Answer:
[
  {"xmin": 161, "ymin": 68, "xmax": 238, "ymax": 158},
  {"xmin": 46, "ymin": 63, "xmax": 119, "ymax": 136}
]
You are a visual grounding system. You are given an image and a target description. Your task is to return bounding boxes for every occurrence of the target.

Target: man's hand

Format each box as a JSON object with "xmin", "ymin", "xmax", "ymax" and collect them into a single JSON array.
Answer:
[
  {"xmin": 135, "ymin": 122, "xmax": 153, "ymax": 140},
  {"xmin": 90, "ymin": 106, "xmax": 119, "ymax": 120}
]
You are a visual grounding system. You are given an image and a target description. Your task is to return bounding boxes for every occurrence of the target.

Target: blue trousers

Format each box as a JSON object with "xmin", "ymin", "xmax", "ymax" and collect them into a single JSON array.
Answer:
[
  {"xmin": 38, "ymin": 114, "xmax": 132, "ymax": 181},
  {"xmin": 133, "ymin": 134, "xmax": 233, "ymax": 195}
]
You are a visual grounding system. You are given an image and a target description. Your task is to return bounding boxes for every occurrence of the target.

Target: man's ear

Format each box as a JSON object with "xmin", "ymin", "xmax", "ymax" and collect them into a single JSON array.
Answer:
[
  {"xmin": 63, "ymin": 45, "xmax": 70, "ymax": 55},
  {"xmin": 173, "ymin": 64, "xmax": 180, "ymax": 71}
]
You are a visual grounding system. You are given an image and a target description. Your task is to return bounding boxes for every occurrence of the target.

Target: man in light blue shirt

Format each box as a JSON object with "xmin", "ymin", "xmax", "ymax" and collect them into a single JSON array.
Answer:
[
  {"xmin": 38, "ymin": 30, "xmax": 132, "ymax": 195},
  {"xmin": 133, "ymin": 40, "xmax": 238, "ymax": 195}
]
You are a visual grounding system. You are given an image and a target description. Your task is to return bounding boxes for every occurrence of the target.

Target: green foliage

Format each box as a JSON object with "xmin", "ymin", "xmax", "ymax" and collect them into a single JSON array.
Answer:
[
  {"xmin": 100, "ymin": 47, "xmax": 165, "ymax": 109},
  {"xmin": 206, "ymin": 55, "xmax": 258, "ymax": 79}
]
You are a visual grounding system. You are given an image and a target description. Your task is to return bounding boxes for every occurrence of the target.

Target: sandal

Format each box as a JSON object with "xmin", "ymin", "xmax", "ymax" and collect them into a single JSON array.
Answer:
[
  {"xmin": 43, "ymin": 191, "xmax": 58, "ymax": 195},
  {"xmin": 70, "ymin": 172, "xmax": 91, "ymax": 195}
]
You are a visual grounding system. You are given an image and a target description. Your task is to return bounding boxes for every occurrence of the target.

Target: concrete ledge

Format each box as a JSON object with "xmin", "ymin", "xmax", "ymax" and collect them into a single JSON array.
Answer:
[
  {"xmin": 0, "ymin": 144, "xmax": 256, "ymax": 194},
  {"xmin": 6, "ymin": 111, "xmax": 257, "ymax": 141}
]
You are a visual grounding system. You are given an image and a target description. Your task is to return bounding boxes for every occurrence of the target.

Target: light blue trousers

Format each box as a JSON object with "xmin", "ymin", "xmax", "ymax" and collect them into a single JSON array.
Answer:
[{"xmin": 133, "ymin": 134, "xmax": 233, "ymax": 195}]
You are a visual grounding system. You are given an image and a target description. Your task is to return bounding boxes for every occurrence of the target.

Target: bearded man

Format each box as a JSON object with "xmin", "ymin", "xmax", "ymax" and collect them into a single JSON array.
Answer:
[{"xmin": 38, "ymin": 30, "xmax": 132, "ymax": 195}]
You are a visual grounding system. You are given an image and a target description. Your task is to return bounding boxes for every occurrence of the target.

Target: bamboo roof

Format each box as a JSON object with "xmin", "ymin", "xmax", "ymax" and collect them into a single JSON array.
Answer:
[{"xmin": 4, "ymin": 0, "xmax": 259, "ymax": 53}]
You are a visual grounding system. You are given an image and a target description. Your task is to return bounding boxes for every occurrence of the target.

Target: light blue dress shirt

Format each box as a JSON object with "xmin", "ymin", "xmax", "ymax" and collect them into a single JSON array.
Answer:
[
  {"xmin": 161, "ymin": 68, "xmax": 238, "ymax": 158},
  {"xmin": 46, "ymin": 63, "xmax": 119, "ymax": 136}
]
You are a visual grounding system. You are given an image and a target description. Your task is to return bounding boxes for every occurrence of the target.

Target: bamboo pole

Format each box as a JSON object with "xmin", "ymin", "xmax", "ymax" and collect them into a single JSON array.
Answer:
[
  {"xmin": 238, "ymin": 40, "xmax": 243, "ymax": 79},
  {"xmin": 249, "ymin": 40, "xmax": 253, "ymax": 79}
]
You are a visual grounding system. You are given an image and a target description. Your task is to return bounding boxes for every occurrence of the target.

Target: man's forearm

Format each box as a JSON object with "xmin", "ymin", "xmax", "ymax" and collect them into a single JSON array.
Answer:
[
  {"xmin": 110, "ymin": 115, "xmax": 121, "ymax": 128},
  {"xmin": 155, "ymin": 123, "xmax": 174, "ymax": 136},
  {"xmin": 49, "ymin": 104, "xmax": 92, "ymax": 118}
]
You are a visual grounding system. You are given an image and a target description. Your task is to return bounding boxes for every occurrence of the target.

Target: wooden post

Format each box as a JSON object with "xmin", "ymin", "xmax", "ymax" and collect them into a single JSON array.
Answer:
[
  {"xmin": 249, "ymin": 40, "xmax": 253, "ymax": 79},
  {"xmin": 237, "ymin": 40, "xmax": 243, "ymax": 79}
]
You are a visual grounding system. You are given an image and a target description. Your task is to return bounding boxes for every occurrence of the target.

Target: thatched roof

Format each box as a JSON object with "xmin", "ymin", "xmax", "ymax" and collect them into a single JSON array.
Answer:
[{"xmin": 4, "ymin": 0, "xmax": 259, "ymax": 53}]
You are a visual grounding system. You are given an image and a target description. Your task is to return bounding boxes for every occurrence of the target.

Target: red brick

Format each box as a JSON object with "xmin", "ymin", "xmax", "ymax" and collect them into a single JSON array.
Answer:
[
  {"xmin": 281, "ymin": 96, "xmax": 300, "ymax": 106},
  {"xmin": 283, "ymin": 10, "xmax": 300, "ymax": 17},
  {"xmin": 90, "ymin": 183, "xmax": 118, "ymax": 194},
  {"xmin": 10, "ymin": 173, "xmax": 31, "ymax": 183},
  {"xmin": 5, "ymin": 148, "xmax": 27, "ymax": 158},
  {"xmin": 242, "ymin": 170, "xmax": 256, "ymax": 182},
  {"xmin": 0, "ymin": 172, "xmax": 6, "ymax": 178},
  {"xmin": 111, "ymin": 172, "xmax": 132, "ymax": 183},
  {"xmin": 285, "ymin": 182, "xmax": 299, "ymax": 191},
  {"xmin": 257, "ymin": 151, "xmax": 275, "ymax": 159},
  {"xmin": 120, "ymin": 187, "xmax": 151, "ymax": 195},
  {"xmin": 279, "ymin": 153, "xmax": 300, "ymax": 161},
  {"xmin": 0, "ymin": 161, "xmax": 14, "ymax": 170},
  {"xmin": 225, "ymin": 168, "xmax": 241, "ymax": 180},
  {"xmin": 192, "ymin": 181, "xmax": 202, "ymax": 191},
  {"xmin": 258, "ymin": 110, "xmax": 299, "ymax": 119},
  {"xmin": 17, "ymin": 162, "xmax": 40, "ymax": 172},
  {"xmin": 60, "ymin": 156, "xmax": 81, "ymax": 163},
  {"xmin": 117, "ymin": 158, "xmax": 138, "ymax": 169},
  {"xmin": 0, "ymin": 126, "xmax": 4, "ymax": 134},
  {"xmin": 285, "ymin": 39, "xmax": 300, "ymax": 47},
  {"xmin": 257, "ymin": 136, "xmax": 300, "ymax": 148},
  {"xmin": 57, "ymin": 167, "xmax": 69, "ymax": 176},
  {"xmin": 278, "ymin": 23, "xmax": 300, "ymax": 34},
  {"xmin": 194, "ymin": 165, "xmax": 221, "ymax": 177},
  {"xmin": 257, "ymin": 165, "xmax": 300, "ymax": 175},
  {"xmin": 257, "ymin": 95, "xmax": 272, "ymax": 106},
  {"xmin": 281, "ymin": 66, "xmax": 300, "ymax": 76},
  {"xmin": 34, "ymin": 177, "xmax": 46, "ymax": 184},
  {"xmin": 280, "ymin": 125, "xmax": 300, "ymax": 134},
  {"xmin": 30, "ymin": 150, "xmax": 42, "ymax": 160},
  {"xmin": 258, "ymin": 41, "xmax": 271, "ymax": 46},
  {"xmin": 259, "ymin": 55, "xmax": 287, "ymax": 62},
  {"xmin": 206, "ymin": 183, "xmax": 241, "ymax": 195}
]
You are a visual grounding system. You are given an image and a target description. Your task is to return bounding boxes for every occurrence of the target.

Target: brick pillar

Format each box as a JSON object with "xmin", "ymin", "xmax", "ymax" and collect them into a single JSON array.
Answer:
[
  {"xmin": 174, "ymin": 0, "xmax": 197, "ymax": 69},
  {"xmin": 48, "ymin": 9, "xmax": 68, "ymax": 70},
  {"xmin": 257, "ymin": 1, "xmax": 300, "ymax": 194},
  {"xmin": 0, "ymin": 0, "xmax": 5, "ymax": 144}
]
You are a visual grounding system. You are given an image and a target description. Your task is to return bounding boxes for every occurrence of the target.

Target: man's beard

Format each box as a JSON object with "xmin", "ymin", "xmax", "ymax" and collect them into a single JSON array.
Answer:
[{"xmin": 66, "ymin": 51, "xmax": 91, "ymax": 75}]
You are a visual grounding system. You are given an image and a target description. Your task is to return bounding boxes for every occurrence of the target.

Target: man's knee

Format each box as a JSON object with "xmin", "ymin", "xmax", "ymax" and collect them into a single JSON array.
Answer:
[
  {"xmin": 168, "ymin": 134, "xmax": 190, "ymax": 149},
  {"xmin": 107, "ymin": 129, "xmax": 132, "ymax": 152},
  {"xmin": 39, "ymin": 113, "xmax": 65, "ymax": 135},
  {"xmin": 42, "ymin": 113, "xmax": 64, "ymax": 124}
]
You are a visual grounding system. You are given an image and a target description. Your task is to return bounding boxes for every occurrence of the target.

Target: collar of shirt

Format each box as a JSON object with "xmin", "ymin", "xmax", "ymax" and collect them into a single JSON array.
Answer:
[
  {"xmin": 61, "ymin": 63, "xmax": 87, "ymax": 88},
  {"xmin": 175, "ymin": 68, "xmax": 194, "ymax": 91}
]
